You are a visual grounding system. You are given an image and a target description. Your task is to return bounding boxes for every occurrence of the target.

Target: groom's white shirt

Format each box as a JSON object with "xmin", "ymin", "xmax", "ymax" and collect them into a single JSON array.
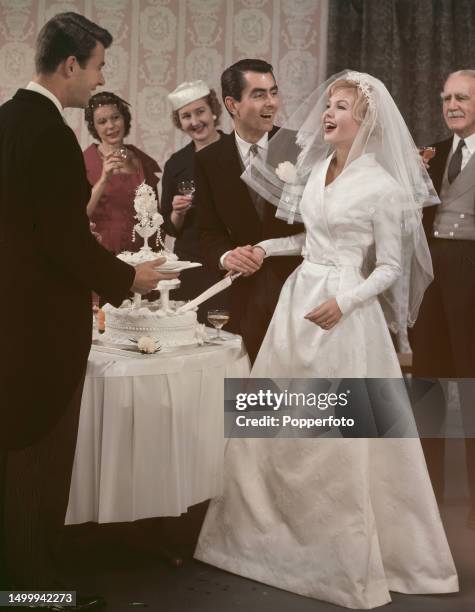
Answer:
[{"xmin": 235, "ymin": 130, "xmax": 269, "ymax": 167}]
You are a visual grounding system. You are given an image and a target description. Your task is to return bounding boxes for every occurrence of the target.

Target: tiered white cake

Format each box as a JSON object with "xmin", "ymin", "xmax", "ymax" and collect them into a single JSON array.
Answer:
[
  {"xmin": 100, "ymin": 182, "xmax": 203, "ymax": 348},
  {"xmin": 101, "ymin": 298, "xmax": 199, "ymax": 347}
]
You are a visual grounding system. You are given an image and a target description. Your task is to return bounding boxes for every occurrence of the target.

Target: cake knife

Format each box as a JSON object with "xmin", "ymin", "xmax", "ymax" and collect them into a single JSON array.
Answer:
[{"xmin": 176, "ymin": 272, "xmax": 242, "ymax": 314}]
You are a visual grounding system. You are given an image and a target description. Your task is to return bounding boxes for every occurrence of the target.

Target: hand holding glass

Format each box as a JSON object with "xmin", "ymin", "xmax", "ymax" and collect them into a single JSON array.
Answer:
[{"xmin": 177, "ymin": 180, "xmax": 195, "ymax": 211}]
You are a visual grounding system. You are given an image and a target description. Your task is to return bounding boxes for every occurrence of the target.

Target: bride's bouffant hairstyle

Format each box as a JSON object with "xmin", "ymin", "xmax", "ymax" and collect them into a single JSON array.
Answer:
[{"xmin": 327, "ymin": 79, "xmax": 369, "ymax": 123}]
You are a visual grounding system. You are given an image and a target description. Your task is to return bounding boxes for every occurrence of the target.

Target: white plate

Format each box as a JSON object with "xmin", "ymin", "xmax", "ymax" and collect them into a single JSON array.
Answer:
[{"xmin": 156, "ymin": 261, "xmax": 202, "ymax": 272}]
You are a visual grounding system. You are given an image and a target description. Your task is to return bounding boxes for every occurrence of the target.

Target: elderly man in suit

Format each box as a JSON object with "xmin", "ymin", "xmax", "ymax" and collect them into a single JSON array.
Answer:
[
  {"xmin": 0, "ymin": 12, "xmax": 176, "ymax": 605},
  {"xmin": 412, "ymin": 69, "xmax": 475, "ymax": 529},
  {"xmin": 195, "ymin": 59, "xmax": 302, "ymax": 362}
]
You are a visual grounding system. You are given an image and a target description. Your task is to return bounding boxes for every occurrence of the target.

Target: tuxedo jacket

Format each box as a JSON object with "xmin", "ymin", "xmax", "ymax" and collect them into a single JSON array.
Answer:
[
  {"xmin": 195, "ymin": 128, "xmax": 303, "ymax": 359},
  {"xmin": 0, "ymin": 89, "xmax": 134, "ymax": 449}
]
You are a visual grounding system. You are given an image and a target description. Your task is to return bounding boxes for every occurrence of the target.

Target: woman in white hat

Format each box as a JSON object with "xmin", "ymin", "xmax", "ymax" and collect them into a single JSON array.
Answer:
[{"xmin": 161, "ymin": 80, "xmax": 226, "ymax": 320}]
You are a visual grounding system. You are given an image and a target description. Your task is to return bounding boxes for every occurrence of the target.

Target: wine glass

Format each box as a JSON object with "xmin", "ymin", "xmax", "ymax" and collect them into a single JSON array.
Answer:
[
  {"xmin": 116, "ymin": 146, "xmax": 128, "ymax": 160},
  {"xmin": 418, "ymin": 146, "xmax": 436, "ymax": 163},
  {"xmin": 178, "ymin": 179, "xmax": 195, "ymax": 211},
  {"xmin": 207, "ymin": 309, "xmax": 230, "ymax": 341},
  {"xmin": 178, "ymin": 179, "xmax": 195, "ymax": 196}
]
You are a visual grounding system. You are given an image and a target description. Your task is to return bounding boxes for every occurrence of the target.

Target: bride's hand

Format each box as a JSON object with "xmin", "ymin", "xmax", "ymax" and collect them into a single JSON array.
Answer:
[
  {"xmin": 251, "ymin": 245, "xmax": 266, "ymax": 266},
  {"xmin": 304, "ymin": 298, "xmax": 342, "ymax": 330}
]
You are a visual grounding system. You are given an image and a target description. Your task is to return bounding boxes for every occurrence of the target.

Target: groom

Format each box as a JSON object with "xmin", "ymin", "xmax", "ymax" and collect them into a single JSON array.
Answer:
[
  {"xmin": 195, "ymin": 59, "xmax": 302, "ymax": 362},
  {"xmin": 0, "ymin": 12, "xmax": 176, "ymax": 600}
]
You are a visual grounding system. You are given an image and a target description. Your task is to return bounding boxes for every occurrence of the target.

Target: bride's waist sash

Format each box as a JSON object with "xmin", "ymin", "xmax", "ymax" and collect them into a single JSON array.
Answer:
[
  {"xmin": 302, "ymin": 254, "xmax": 362, "ymax": 271},
  {"xmin": 301, "ymin": 254, "xmax": 364, "ymax": 291}
]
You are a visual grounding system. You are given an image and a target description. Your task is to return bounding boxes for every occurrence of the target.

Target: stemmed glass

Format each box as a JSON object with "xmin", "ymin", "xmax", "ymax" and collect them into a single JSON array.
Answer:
[
  {"xmin": 207, "ymin": 309, "xmax": 230, "ymax": 341},
  {"xmin": 178, "ymin": 179, "xmax": 195, "ymax": 208},
  {"xmin": 418, "ymin": 146, "xmax": 436, "ymax": 163},
  {"xmin": 178, "ymin": 179, "xmax": 195, "ymax": 196},
  {"xmin": 115, "ymin": 146, "xmax": 128, "ymax": 159}
]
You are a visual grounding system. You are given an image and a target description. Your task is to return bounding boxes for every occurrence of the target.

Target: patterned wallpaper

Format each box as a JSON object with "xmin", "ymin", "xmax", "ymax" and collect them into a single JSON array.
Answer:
[{"xmin": 0, "ymin": 0, "xmax": 328, "ymax": 169}]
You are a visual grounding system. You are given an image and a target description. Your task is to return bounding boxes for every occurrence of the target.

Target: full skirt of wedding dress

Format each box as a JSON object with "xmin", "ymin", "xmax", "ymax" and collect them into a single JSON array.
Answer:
[{"xmin": 195, "ymin": 261, "xmax": 458, "ymax": 609}]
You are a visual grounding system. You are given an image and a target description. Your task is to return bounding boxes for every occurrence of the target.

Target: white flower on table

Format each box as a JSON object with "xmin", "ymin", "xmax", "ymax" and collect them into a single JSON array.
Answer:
[
  {"xmin": 137, "ymin": 336, "xmax": 159, "ymax": 353},
  {"xmin": 276, "ymin": 161, "xmax": 297, "ymax": 184},
  {"xmin": 195, "ymin": 323, "xmax": 208, "ymax": 346}
]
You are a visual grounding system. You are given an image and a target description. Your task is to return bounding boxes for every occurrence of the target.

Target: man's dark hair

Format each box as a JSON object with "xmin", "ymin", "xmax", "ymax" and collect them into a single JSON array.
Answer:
[
  {"xmin": 35, "ymin": 12, "xmax": 112, "ymax": 74},
  {"xmin": 221, "ymin": 59, "xmax": 275, "ymax": 108}
]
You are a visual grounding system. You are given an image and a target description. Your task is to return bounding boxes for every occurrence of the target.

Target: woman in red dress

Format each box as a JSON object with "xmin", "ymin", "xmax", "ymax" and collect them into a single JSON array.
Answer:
[{"xmin": 83, "ymin": 92, "xmax": 160, "ymax": 254}]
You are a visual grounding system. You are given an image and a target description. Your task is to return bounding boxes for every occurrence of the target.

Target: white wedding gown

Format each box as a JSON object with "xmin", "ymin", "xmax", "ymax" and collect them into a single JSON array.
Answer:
[{"xmin": 195, "ymin": 155, "xmax": 458, "ymax": 609}]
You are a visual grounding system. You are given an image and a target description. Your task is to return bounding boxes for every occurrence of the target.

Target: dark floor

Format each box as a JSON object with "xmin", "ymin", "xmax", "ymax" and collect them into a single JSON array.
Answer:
[
  {"xmin": 62, "ymin": 501, "xmax": 474, "ymax": 612},
  {"xmin": 62, "ymin": 440, "xmax": 474, "ymax": 612}
]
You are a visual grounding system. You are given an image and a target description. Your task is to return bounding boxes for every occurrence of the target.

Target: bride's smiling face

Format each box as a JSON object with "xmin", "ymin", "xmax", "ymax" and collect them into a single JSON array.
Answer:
[{"xmin": 322, "ymin": 88, "xmax": 361, "ymax": 149}]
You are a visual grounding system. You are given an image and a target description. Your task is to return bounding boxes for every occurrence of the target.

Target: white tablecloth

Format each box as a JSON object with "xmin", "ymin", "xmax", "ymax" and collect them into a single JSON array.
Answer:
[{"xmin": 65, "ymin": 334, "xmax": 250, "ymax": 524}]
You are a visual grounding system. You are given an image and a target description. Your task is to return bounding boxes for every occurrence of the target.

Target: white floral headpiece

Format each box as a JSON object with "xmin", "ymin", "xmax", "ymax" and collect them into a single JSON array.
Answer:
[{"xmin": 345, "ymin": 71, "xmax": 376, "ymax": 111}]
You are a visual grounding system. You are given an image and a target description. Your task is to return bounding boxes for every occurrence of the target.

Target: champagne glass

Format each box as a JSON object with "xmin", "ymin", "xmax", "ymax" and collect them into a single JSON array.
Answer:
[
  {"xmin": 418, "ymin": 146, "xmax": 436, "ymax": 163},
  {"xmin": 207, "ymin": 309, "xmax": 230, "ymax": 341},
  {"xmin": 178, "ymin": 180, "xmax": 195, "ymax": 211},
  {"xmin": 116, "ymin": 146, "xmax": 128, "ymax": 160},
  {"xmin": 178, "ymin": 179, "xmax": 195, "ymax": 196}
]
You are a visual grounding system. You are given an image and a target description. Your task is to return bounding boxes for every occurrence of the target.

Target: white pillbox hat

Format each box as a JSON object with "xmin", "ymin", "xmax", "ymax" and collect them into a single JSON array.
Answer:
[{"xmin": 168, "ymin": 80, "xmax": 211, "ymax": 111}]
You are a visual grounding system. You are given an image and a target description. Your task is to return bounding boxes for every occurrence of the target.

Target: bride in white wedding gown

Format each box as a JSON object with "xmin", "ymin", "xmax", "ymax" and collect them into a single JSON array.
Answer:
[{"xmin": 195, "ymin": 71, "xmax": 459, "ymax": 609}]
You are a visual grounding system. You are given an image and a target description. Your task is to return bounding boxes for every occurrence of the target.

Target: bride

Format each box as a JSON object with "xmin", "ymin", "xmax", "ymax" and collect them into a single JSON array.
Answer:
[{"xmin": 194, "ymin": 71, "xmax": 459, "ymax": 609}]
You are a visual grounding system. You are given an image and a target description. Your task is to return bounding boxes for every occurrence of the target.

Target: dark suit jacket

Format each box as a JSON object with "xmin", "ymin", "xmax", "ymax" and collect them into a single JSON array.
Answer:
[
  {"xmin": 422, "ymin": 138, "xmax": 453, "ymax": 235},
  {"xmin": 195, "ymin": 128, "xmax": 303, "ymax": 360},
  {"xmin": 0, "ymin": 89, "xmax": 135, "ymax": 450},
  {"xmin": 161, "ymin": 132, "xmax": 225, "ymax": 261},
  {"xmin": 161, "ymin": 139, "xmax": 201, "ymax": 261}
]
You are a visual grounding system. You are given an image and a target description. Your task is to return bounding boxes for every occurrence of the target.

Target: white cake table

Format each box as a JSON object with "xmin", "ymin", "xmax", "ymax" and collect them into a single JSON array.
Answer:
[{"xmin": 65, "ymin": 332, "xmax": 250, "ymax": 525}]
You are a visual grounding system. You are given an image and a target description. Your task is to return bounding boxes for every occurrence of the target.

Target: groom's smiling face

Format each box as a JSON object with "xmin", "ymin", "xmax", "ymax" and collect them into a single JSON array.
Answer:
[{"xmin": 226, "ymin": 71, "xmax": 279, "ymax": 141}]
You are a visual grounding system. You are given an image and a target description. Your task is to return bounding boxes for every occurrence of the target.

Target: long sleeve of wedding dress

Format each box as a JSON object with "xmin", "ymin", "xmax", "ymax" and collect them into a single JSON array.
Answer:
[
  {"xmin": 335, "ymin": 195, "xmax": 402, "ymax": 315},
  {"xmin": 256, "ymin": 232, "xmax": 306, "ymax": 257}
]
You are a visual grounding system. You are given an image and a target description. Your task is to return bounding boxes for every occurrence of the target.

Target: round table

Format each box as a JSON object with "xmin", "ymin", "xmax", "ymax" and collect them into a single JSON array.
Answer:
[{"xmin": 66, "ymin": 333, "xmax": 250, "ymax": 524}]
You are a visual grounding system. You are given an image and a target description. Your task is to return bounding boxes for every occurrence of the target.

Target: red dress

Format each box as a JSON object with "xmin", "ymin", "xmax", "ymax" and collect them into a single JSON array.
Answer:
[{"xmin": 83, "ymin": 144, "xmax": 161, "ymax": 254}]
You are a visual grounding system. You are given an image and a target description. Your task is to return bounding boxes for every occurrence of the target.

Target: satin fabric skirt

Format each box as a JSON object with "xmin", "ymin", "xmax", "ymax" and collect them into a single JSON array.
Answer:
[{"xmin": 195, "ymin": 262, "xmax": 458, "ymax": 609}]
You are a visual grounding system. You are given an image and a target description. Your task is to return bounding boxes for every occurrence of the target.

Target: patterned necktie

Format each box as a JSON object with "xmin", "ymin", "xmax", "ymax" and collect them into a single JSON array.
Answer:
[
  {"xmin": 249, "ymin": 143, "xmax": 259, "ymax": 158},
  {"xmin": 447, "ymin": 139, "xmax": 465, "ymax": 184},
  {"xmin": 248, "ymin": 144, "xmax": 265, "ymax": 220}
]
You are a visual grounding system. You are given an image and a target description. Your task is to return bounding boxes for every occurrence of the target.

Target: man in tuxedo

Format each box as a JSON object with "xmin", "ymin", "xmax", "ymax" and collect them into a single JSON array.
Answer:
[
  {"xmin": 195, "ymin": 59, "xmax": 302, "ymax": 362},
  {"xmin": 411, "ymin": 69, "xmax": 475, "ymax": 529},
  {"xmin": 0, "ymin": 12, "xmax": 176, "ymax": 603}
]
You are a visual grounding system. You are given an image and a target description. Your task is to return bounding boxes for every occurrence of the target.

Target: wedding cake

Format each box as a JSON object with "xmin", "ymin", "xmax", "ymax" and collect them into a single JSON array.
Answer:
[
  {"xmin": 101, "ymin": 298, "xmax": 200, "ymax": 348},
  {"xmin": 100, "ymin": 182, "xmax": 204, "ymax": 349}
]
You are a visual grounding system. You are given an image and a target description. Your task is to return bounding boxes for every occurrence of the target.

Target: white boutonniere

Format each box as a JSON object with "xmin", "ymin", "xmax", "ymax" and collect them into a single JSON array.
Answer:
[{"xmin": 275, "ymin": 161, "xmax": 297, "ymax": 184}]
